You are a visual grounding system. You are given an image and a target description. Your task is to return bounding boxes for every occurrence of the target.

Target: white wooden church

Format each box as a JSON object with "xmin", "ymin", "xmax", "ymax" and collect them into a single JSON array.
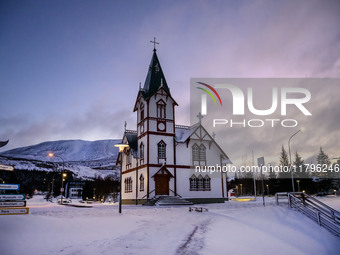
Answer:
[{"xmin": 117, "ymin": 45, "xmax": 232, "ymax": 204}]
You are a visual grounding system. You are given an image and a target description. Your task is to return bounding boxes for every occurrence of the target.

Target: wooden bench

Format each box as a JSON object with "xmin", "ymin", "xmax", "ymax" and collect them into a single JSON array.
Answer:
[{"xmin": 189, "ymin": 206, "xmax": 208, "ymax": 213}]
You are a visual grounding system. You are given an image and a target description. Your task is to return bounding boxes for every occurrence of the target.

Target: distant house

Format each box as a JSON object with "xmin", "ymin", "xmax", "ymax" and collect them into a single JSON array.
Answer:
[
  {"xmin": 116, "ymin": 48, "xmax": 232, "ymax": 204},
  {"xmin": 65, "ymin": 181, "xmax": 85, "ymax": 199}
]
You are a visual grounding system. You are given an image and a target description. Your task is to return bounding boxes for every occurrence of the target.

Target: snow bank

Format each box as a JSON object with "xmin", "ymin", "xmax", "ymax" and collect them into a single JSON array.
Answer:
[{"xmin": 1, "ymin": 198, "xmax": 339, "ymax": 255}]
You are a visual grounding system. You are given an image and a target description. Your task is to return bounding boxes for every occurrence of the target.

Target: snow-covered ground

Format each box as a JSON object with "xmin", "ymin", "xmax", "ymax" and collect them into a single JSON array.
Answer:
[{"xmin": 1, "ymin": 196, "xmax": 339, "ymax": 255}]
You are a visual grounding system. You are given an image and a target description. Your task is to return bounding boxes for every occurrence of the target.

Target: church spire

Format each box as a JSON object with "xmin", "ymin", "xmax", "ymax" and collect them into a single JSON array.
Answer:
[{"xmin": 141, "ymin": 40, "xmax": 171, "ymax": 98}]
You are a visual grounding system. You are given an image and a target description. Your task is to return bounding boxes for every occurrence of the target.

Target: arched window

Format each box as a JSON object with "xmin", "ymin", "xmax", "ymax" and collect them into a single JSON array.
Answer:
[
  {"xmin": 189, "ymin": 174, "xmax": 197, "ymax": 191},
  {"xmin": 158, "ymin": 140, "xmax": 166, "ymax": 159},
  {"xmin": 140, "ymin": 142, "xmax": 144, "ymax": 159},
  {"xmin": 124, "ymin": 177, "xmax": 133, "ymax": 193},
  {"xmin": 139, "ymin": 174, "xmax": 144, "ymax": 191},
  {"xmin": 203, "ymin": 175, "xmax": 211, "ymax": 191},
  {"xmin": 192, "ymin": 144, "xmax": 199, "ymax": 161},
  {"xmin": 199, "ymin": 144, "xmax": 206, "ymax": 161},
  {"xmin": 192, "ymin": 143, "xmax": 206, "ymax": 165},
  {"xmin": 157, "ymin": 100, "xmax": 166, "ymax": 119},
  {"xmin": 197, "ymin": 175, "xmax": 204, "ymax": 191}
]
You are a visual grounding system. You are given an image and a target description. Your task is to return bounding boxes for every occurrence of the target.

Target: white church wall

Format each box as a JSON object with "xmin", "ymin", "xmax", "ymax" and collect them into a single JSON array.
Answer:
[
  {"xmin": 148, "ymin": 135, "xmax": 174, "ymax": 165},
  {"xmin": 176, "ymin": 168, "xmax": 223, "ymax": 198},
  {"xmin": 136, "ymin": 167, "xmax": 147, "ymax": 199},
  {"xmin": 121, "ymin": 171, "xmax": 136, "ymax": 200},
  {"xmin": 175, "ymin": 143, "xmax": 190, "ymax": 165},
  {"xmin": 148, "ymin": 93, "xmax": 174, "ymax": 120},
  {"xmin": 149, "ymin": 120, "xmax": 157, "ymax": 131}
]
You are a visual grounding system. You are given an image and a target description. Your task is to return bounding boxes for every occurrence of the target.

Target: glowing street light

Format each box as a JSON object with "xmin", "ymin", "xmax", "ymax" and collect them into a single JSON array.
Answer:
[
  {"xmin": 296, "ymin": 180, "xmax": 301, "ymax": 192},
  {"xmin": 114, "ymin": 143, "xmax": 130, "ymax": 214},
  {"xmin": 48, "ymin": 152, "xmax": 66, "ymax": 204}
]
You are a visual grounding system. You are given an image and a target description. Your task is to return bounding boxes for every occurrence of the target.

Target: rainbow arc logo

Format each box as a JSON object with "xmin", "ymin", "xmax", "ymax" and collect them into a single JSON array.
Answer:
[{"xmin": 196, "ymin": 82, "xmax": 223, "ymax": 106}]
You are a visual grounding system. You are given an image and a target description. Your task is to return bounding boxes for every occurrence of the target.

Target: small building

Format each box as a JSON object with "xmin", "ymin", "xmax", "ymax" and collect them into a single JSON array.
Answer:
[{"xmin": 65, "ymin": 181, "xmax": 85, "ymax": 199}]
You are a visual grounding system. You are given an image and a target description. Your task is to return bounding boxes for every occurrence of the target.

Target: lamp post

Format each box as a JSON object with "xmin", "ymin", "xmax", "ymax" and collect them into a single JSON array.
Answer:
[
  {"xmin": 332, "ymin": 158, "xmax": 340, "ymax": 190},
  {"xmin": 114, "ymin": 143, "xmax": 129, "ymax": 214},
  {"xmin": 296, "ymin": 180, "xmax": 300, "ymax": 192},
  {"xmin": 266, "ymin": 184, "xmax": 269, "ymax": 196},
  {"xmin": 48, "ymin": 153, "xmax": 66, "ymax": 204},
  {"xmin": 288, "ymin": 128, "xmax": 303, "ymax": 193},
  {"xmin": 240, "ymin": 184, "xmax": 243, "ymax": 197}
]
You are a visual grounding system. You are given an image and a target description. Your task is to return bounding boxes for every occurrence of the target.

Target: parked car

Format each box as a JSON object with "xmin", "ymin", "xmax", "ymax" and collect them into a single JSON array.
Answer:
[{"xmin": 57, "ymin": 198, "xmax": 72, "ymax": 204}]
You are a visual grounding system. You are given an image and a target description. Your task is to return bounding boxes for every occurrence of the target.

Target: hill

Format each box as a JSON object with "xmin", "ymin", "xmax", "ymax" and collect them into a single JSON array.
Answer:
[{"xmin": 0, "ymin": 139, "xmax": 121, "ymax": 179}]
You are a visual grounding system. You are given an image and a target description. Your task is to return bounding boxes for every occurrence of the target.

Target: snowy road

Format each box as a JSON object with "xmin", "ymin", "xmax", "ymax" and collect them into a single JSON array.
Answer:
[{"xmin": 1, "ymin": 196, "xmax": 340, "ymax": 255}]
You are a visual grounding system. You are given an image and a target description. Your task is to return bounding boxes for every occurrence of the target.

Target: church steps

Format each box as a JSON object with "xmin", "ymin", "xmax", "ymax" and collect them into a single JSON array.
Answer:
[{"xmin": 143, "ymin": 196, "xmax": 193, "ymax": 206}]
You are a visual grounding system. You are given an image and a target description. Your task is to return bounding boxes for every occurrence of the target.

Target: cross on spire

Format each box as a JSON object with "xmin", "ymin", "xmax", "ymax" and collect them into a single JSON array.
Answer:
[
  {"xmin": 197, "ymin": 112, "xmax": 204, "ymax": 124},
  {"xmin": 150, "ymin": 37, "xmax": 159, "ymax": 51}
]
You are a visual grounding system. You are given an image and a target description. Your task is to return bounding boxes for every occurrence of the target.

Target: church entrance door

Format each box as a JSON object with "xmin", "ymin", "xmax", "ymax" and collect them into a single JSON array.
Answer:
[{"xmin": 155, "ymin": 175, "xmax": 169, "ymax": 195}]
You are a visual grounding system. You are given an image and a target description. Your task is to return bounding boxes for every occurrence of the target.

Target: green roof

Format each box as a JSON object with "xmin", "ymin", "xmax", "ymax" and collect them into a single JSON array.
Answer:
[{"xmin": 141, "ymin": 50, "xmax": 171, "ymax": 98}]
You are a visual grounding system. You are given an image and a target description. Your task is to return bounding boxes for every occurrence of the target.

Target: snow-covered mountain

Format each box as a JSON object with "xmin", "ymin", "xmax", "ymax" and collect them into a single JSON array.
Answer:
[
  {"xmin": 0, "ymin": 139, "xmax": 122, "ymax": 179},
  {"xmin": 0, "ymin": 139, "xmax": 121, "ymax": 162}
]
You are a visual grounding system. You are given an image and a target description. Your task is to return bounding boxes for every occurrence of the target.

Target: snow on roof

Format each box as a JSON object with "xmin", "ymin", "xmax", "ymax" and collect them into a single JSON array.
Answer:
[
  {"xmin": 175, "ymin": 125, "xmax": 191, "ymax": 142},
  {"xmin": 125, "ymin": 130, "xmax": 138, "ymax": 158}
]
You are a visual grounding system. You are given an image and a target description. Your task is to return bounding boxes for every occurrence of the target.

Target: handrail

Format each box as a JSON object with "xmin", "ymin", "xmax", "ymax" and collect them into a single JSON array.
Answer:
[
  {"xmin": 291, "ymin": 192, "xmax": 340, "ymax": 221},
  {"xmin": 288, "ymin": 192, "xmax": 340, "ymax": 237},
  {"xmin": 302, "ymin": 193, "xmax": 340, "ymax": 220},
  {"xmin": 142, "ymin": 189, "xmax": 155, "ymax": 199},
  {"xmin": 169, "ymin": 189, "xmax": 182, "ymax": 198},
  {"xmin": 275, "ymin": 192, "xmax": 288, "ymax": 205}
]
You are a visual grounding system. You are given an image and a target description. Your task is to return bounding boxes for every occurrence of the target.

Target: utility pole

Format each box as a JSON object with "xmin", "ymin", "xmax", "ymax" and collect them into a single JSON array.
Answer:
[{"xmin": 252, "ymin": 150, "xmax": 257, "ymax": 199}]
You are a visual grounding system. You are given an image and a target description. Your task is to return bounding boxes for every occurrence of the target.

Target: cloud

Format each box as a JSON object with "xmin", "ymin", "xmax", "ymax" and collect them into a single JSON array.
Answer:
[{"xmin": 0, "ymin": 103, "xmax": 135, "ymax": 152}]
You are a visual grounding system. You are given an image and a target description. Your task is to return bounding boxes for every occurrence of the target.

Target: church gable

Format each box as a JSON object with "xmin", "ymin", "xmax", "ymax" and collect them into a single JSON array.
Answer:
[
  {"xmin": 190, "ymin": 125, "xmax": 211, "ymax": 142},
  {"xmin": 152, "ymin": 165, "xmax": 174, "ymax": 178},
  {"xmin": 175, "ymin": 124, "xmax": 231, "ymax": 164}
]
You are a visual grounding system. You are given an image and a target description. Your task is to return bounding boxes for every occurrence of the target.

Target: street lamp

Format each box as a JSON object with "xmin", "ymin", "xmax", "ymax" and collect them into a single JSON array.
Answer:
[
  {"xmin": 48, "ymin": 152, "xmax": 66, "ymax": 204},
  {"xmin": 296, "ymin": 180, "xmax": 300, "ymax": 192},
  {"xmin": 114, "ymin": 143, "xmax": 129, "ymax": 214},
  {"xmin": 288, "ymin": 128, "xmax": 304, "ymax": 192},
  {"xmin": 240, "ymin": 184, "xmax": 243, "ymax": 197},
  {"xmin": 266, "ymin": 184, "xmax": 269, "ymax": 196}
]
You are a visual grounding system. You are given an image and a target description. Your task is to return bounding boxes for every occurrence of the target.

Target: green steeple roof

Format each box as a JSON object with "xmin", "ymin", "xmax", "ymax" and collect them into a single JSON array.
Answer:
[{"xmin": 141, "ymin": 49, "xmax": 171, "ymax": 98}]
